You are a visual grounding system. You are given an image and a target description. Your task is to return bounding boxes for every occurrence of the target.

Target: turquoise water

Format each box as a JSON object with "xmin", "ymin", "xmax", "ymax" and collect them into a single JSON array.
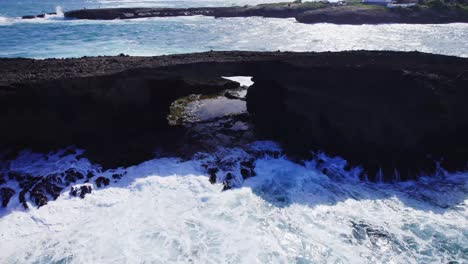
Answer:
[
  {"xmin": 0, "ymin": 0, "xmax": 467, "ymax": 58},
  {"xmin": 0, "ymin": 1, "xmax": 467, "ymax": 263}
]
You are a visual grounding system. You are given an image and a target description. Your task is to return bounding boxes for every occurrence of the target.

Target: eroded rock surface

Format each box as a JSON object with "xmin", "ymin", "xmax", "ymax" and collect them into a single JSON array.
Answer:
[{"xmin": 1, "ymin": 51, "xmax": 467, "ymax": 180}]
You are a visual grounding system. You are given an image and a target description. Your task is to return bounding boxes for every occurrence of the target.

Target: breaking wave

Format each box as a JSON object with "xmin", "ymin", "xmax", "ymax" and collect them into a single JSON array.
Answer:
[
  {"xmin": 0, "ymin": 142, "xmax": 466, "ymax": 263},
  {"xmin": 0, "ymin": 6, "xmax": 65, "ymax": 27}
]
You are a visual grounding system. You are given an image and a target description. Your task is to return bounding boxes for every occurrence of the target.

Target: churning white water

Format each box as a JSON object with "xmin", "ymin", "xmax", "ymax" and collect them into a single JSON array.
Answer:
[
  {"xmin": 1, "ymin": 16, "xmax": 467, "ymax": 58},
  {"xmin": 0, "ymin": 143, "xmax": 466, "ymax": 263}
]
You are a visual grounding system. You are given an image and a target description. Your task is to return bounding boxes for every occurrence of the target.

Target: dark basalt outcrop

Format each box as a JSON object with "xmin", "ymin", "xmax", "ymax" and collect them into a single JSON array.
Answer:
[
  {"xmin": 4, "ymin": 169, "xmax": 95, "ymax": 208},
  {"xmin": 70, "ymin": 185, "xmax": 92, "ymax": 199},
  {"xmin": 30, "ymin": 3, "xmax": 332, "ymax": 21},
  {"xmin": 296, "ymin": 5, "xmax": 468, "ymax": 24},
  {"xmin": 21, "ymin": 2, "xmax": 468, "ymax": 25},
  {"xmin": 0, "ymin": 63, "xmax": 238, "ymax": 168},
  {"xmin": 1, "ymin": 188, "xmax": 15, "ymax": 207},
  {"xmin": 1, "ymin": 51, "xmax": 467, "ymax": 181},
  {"xmin": 246, "ymin": 59, "xmax": 468, "ymax": 180}
]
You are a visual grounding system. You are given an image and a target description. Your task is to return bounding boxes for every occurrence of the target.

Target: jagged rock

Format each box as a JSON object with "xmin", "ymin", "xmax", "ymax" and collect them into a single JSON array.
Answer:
[
  {"xmin": 70, "ymin": 186, "xmax": 78, "ymax": 197},
  {"xmin": 246, "ymin": 54, "xmax": 468, "ymax": 180},
  {"xmin": 64, "ymin": 169, "xmax": 84, "ymax": 184},
  {"xmin": 0, "ymin": 188, "xmax": 15, "ymax": 207},
  {"xmin": 222, "ymin": 181, "xmax": 231, "ymax": 191},
  {"xmin": 19, "ymin": 190, "xmax": 28, "ymax": 209},
  {"xmin": 240, "ymin": 160, "xmax": 256, "ymax": 179},
  {"xmin": 207, "ymin": 168, "xmax": 218, "ymax": 184},
  {"xmin": 1, "ymin": 51, "xmax": 467, "ymax": 180},
  {"xmin": 111, "ymin": 173, "xmax": 123, "ymax": 180},
  {"xmin": 70, "ymin": 184, "xmax": 93, "ymax": 198},
  {"xmin": 86, "ymin": 171, "xmax": 94, "ymax": 178},
  {"xmin": 30, "ymin": 187, "xmax": 48, "ymax": 207},
  {"xmin": 95, "ymin": 177, "xmax": 110, "ymax": 188},
  {"xmin": 41, "ymin": 4, "xmax": 468, "ymax": 25},
  {"xmin": 223, "ymin": 173, "xmax": 233, "ymax": 191},
  {"xmin": 80, "ymin": 185, "xmax": 92, "ymax": 198}
]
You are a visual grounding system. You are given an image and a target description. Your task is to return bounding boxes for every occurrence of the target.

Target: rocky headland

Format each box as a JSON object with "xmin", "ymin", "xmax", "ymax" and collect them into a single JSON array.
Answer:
[
  {"xmin": 1, "ymin": 50, "xmax": 468, "ymax": 209},
  {"xmin": 1, "ymin": 50, "xmax": 468, "ymax": 180},
  {"xmin": 21, "ymin": 2, "xmax": 468, "ymax": 25}
]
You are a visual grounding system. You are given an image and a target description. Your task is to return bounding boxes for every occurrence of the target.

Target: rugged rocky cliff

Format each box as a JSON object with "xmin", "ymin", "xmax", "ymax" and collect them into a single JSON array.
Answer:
[
  {"xmin": 1, "ymin": 51, "xmax": 467, "ymax": 180},
  {"xmin": 246, "ymin": 61, "xmax": 468, "ymax": 180}
]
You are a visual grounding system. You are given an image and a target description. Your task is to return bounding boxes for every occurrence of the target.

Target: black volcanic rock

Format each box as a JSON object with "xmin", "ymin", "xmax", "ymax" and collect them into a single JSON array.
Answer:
[
  {"xmin": 0, "ymin": 51, "xmax": 467, "ymax": 180},
  {"xmin": 295, "ymin": 5, "xmax": 468, "ymax": 24},
  {"xmin": 246, "ymin": 59, "xmax": 468, "ymax": 180},
  {"xmin": 95, "ymin": 177, "xmax": 110, "ymax": 188},
  {"xmin": 70, "ymin": 185, "xmax": 92, "ymax": 198},
  {"xmin": 30, "ymin": 187, "xmax": 48, "ymax": 207},
  {"xmin": 0, "ymin": 188, "xmax": 15, "ymax": 207},
  {"xmin": 19, "ymin": 3, "xmax": 466, "ymax": 25},
  {"xmin": 62, "ymin": 3, "xmax": 330, "ymax": 20}
]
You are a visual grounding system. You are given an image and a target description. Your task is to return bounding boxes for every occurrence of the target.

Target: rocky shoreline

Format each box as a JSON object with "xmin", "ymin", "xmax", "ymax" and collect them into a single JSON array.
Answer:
[
  {"xmin": 1, "ymin": 50, "xmax": 468, "ymax": 178},
  {"xmin": 1, "ymin": 50, "xmax": 468, "ymax": 209},
  {"xmin": 21, "ymin": 2, "xmax": 468, "ymax": 25}
]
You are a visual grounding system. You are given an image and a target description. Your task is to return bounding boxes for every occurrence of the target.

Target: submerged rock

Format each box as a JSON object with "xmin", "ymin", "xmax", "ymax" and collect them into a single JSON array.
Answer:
[
  {"xmin": 30, "ymin": 187, "xmax": 48, "ymax": 208},
  {"xmin": 0, "ymin": 188, "xmax": 15, "ymax": 207},
  {"xmin": 70, "ymin": 184, "xmax": 93, "ymax": 199},
  {"xmin": 207, "ymin": 168, "xmax": 218, "ymax": 184},
  {"xmin": 95, "ymin": 177, "xmax": 110, "ymax": 188}
]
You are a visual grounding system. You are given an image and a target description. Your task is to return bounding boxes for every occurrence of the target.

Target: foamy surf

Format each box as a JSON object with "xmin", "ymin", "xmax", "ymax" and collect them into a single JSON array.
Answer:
[
  {"xmin": 0, "ymin": 142, "xmax": 466, "ymax": 263},
  {"xmin": 0, "ymin": 6, "xmax": 65, "ymax": 26}
]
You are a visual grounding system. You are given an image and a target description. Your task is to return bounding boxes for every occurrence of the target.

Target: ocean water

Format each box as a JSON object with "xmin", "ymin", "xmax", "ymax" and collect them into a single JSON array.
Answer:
[
  {"xmin": 0, "ymin": 2, "xmax": 468, "ymax": 58},
  {"xmin": 0, "ymin": 1, "xmax": 467, "ymax": 263},
  {"xmin": 0, "ymin": 144, "xmax": 466, "ymax": 263}
]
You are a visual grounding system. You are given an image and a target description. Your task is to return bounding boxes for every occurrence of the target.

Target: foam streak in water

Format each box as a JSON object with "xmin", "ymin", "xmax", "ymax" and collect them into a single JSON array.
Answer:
[{"xmin": 1, "ymin": 17, "xmax": 467, "ymax": 58}]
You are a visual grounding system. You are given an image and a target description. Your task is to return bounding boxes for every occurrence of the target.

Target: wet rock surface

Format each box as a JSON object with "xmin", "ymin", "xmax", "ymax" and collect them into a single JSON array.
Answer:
[
  {"xmin": 70, "ymin": 184, "xmax": 93, "ymax": 199},
  {"xmin": 245, "ymin": 54, "xmax": 468, "ymax": 180},
  {"xmin": 0, "ymin": 51, "xmax": 467, "ymax": 181},
  {"xmin": 0, "ymin": 188, "xmax": 15, "ymax": 207},
  {"xmin": 95, "ymin": 177, "xmax": 110, "ymax": 188}
]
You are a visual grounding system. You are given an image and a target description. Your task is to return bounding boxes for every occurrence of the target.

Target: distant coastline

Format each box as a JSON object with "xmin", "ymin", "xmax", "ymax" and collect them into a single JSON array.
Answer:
[{"xmin": 22, "ymin": 1, "xmax": 468, "ymax": 25}]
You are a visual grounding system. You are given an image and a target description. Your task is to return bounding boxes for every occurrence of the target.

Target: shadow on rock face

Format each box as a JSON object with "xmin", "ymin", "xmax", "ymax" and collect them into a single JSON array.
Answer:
[
  {"xmin": 1, "ymin": 51, "xmax": 467, "ymax": 180},
  {"xmin": 247, "ymin": 64, "xmax": 468, "ymax": 180}
]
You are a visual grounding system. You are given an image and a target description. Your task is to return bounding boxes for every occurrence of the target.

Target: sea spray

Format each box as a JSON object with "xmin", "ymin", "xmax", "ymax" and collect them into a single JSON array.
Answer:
[
  {"xmin": 56, "ymin": 6, "xmax": 64, "ymax": 17},
  {"xmin": 43, "ymin": 6, "xmax": 65, "ymax": 20},
  {"xmin": 0, "ymin": 143, "xmax": 466, "ymax": 263}
]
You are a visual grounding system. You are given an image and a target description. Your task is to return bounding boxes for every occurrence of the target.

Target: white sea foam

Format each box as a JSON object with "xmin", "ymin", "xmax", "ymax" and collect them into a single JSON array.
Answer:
[
  {"xmin": 0, "ymin": 16, "xmax": 14, "ymax": 26},
  {"xmin": 1, "ymin": 16, "xmax": 467, "ymax": 58},
  {"xmin": 43, "ymin": 6, "xmax": 65, "ymax": 20},
  {"xmin": 0, "ymin": 142, "xmax": 466, "ymax": 263}
]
